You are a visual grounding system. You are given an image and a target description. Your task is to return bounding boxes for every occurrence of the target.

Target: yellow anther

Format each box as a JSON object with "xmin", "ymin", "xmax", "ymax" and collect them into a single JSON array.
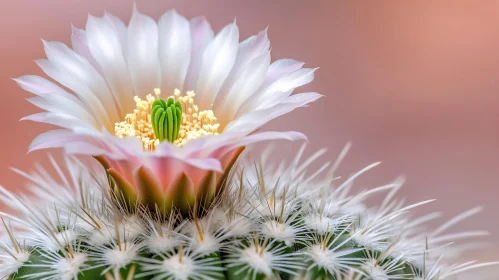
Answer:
[{"xmin": 114, "ymin": 88, "xmax": 220, "ymax": 151}]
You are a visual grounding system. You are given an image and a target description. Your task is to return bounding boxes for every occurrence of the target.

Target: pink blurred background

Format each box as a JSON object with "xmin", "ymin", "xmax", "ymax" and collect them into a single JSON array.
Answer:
[{"xmin": 0, "ymin": 0, "xmax": 498, "ymax": 272}]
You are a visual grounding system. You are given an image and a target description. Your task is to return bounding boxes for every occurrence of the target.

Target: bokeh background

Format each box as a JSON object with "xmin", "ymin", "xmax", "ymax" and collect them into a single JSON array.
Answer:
[{"xmin": 1, "ymin": 0, "xmax": 498, "ymax": 277}]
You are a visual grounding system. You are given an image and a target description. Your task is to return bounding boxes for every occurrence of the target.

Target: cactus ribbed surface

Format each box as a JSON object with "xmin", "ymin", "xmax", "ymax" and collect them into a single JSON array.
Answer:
[{"xmin": 1, "ymin": 146, "xmax": 495, "ymax": 280}]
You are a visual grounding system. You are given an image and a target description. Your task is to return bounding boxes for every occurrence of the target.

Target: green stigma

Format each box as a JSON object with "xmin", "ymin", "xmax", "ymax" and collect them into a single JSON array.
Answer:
[{"xmin": 151, "ymin": 97, "xmax": 182, "ymax": 143}]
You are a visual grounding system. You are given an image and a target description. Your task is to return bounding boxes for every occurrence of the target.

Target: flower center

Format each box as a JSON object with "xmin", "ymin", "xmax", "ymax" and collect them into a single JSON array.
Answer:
[{"xmin": 114, "ymin": 89, "xmax": 220, "ymax": 151}]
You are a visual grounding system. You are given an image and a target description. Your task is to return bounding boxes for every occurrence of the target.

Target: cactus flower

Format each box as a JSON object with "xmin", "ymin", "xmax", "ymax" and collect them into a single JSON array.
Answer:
[{"xmin": 16, "ymin": 8, "xmax": 321, "ymax": 217}]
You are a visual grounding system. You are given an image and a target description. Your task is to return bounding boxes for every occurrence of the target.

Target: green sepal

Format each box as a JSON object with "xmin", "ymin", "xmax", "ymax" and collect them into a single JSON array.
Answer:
[
  {"xmin": 136, "ymin": 166, "xmax": 166, "ymax": 214},
  {"xmin": 107, "ymin": 168, "xmax": 138, "ymax": 211},
  {"xmin": 164, "ymin": 172, "xmax": 195, "ymax": 218},
  {"xmin": 195, "ymin": 171, "xmax": 217, "ymax": 215}
]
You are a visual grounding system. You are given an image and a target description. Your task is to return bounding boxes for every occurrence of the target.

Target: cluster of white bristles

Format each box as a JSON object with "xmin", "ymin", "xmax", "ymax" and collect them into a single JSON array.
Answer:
[{"xmin": 0, "ymin": 144, "xmax": 496, "ymax": 280}]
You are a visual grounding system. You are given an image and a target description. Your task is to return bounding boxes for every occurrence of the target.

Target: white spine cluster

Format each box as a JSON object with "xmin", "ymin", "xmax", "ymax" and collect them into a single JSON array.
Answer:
[{"xmin": 0, "ymin": 145, "xmax": 496, "ymax": 280}]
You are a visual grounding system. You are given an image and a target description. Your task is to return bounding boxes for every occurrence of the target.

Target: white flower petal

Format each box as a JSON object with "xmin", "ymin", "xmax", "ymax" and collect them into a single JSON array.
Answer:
[
  {"xmin": 63, "ymin": 142, "xmax": 106, "ymax": 155},
  {"xmin": 22, "ymin": 112, "xmax": 93, "ymax": 130},
  {"xmin": 218, "ymin": 53, "xmax": 271, "ymax": 127},
  {"xmin": 234, "ymin": 28, "xmax": 270, "ymax": 70},
  {"xmin": 213, "ymin": 28, "xmax": 270, "ymax": 114},
  {"xmin": 42, "ymin": 40, "xmax": 120, "ymax": 124},
  {"xmin": 195, "ymin": 22, "xmax": 239, "ymax": 110},
  {"xmin": 86, "ymin": 14, "xmax": 135, "ymax": 117},
  {"xmin": 26, "ymin": 96, "xmax": 96, "ymax": 126},
  {"xmin": 127, "ymin": 7, "xmax": 161, "ymax": 97},
  {"xmin": 28, "ymin": 129, "xmax": 85, "ymax": 152},
  {"xmin": 35, "ymin": 58, "xmax": 111, "ymax": 129},
  {"xmin": 235, "ymin": 131, "xmax": 307, "ymax": 147},
  {"xmin": 180, "ymin": 132, "xmax": 238, "ymax": 156},
  {"xmin": 253, "ymin": 67, "xmax": 317, "ymax": 111},
  {"xmin": 225, "ymin": 92, "xmax": 322, "ymax": 134},
  {"xmin": 236, "ymin": 64, "xmax": 315, "ymax": 117},
  {"xmin": 14, "ymin": 75, "xmax": 79, "ymax": 103},
  {"xmin": 263, "ymin": 58, "xmax": 305, "ymax": 87},
  {"xmin": 104, "ymin": 12, "xmax": 128, "ymax": 57},
  {"xmin": 19, "ymin": 10, "xmax": 322, "ymax": 184},
  {"xmin": 71, "ymin": 26, "xmax": 101, "ymax": 73},
  {"xmin": 183, "ymin": 17, "xmax": 214, "ymax": 92},
  {"xmin": 158, "ymin": 10, "xmax": 191, "ymax": 95},
  {"xmin": 18, "ymin": 74, "xmax": 98, "ymax": 126}
]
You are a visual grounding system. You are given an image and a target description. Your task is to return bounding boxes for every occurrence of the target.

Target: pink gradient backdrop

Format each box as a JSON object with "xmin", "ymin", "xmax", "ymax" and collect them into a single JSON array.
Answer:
[{"xmin": 1, "ymin": 0, "xmax": 498, "ymax": 268}]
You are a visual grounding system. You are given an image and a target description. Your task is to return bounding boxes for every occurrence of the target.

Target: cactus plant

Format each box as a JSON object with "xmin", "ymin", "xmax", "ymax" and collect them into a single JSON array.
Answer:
[
  {"xmin": 0, "ymin": 145, "xmax": 496, "ymax": 279},
  {"xmin": 1, "ymin": 6, "xmax": 497, "ymax": 280}
]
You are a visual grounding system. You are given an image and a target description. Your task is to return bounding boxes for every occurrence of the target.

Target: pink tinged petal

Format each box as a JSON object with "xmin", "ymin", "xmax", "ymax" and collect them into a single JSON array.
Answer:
[
  {"xmin": 21, "ymin": 112, "xmax": 94, "ymax": 130},
  {"xmin": 26, "ymin": 96, "xmax": 98, "ymax": 127},
  {"xmin": 260, "ymin": 68, "xmax": 317, "ymax": 109},
  {"xmin": 71, "ymin": 26, "xmax": 102, "ymax": 73},
  {"xmin": 153, "ymin": 140, "xmax": 186, "ymax": 158},
  {"xmin": 127, "ymin": 7, "xmax": 161, "ymax": 97},
  {"xmin": 217, "ymin": 53, "xmax": 271, "ymax": 127},
  {"xmin": 181, "ymin": 132, "xmax": 240, "ymax": 158},
  {"xmin": 183, "ymin": 17, "xmax": 214, "ymax": 92},
  {"xmin": 86, "ymin": 14, "xmax": 135, "ymax": 116},
  {"xmin": 263, "ymin": 58, "xmax": 305, "ymax": 87},
  {"xmin": 235, "ymin": 131, "xmax": 307, "ymax": 147},
  {"xmin": 14, "ymin": 75, "xmax": 78, "ymax": 102},
  {"xmin": 96, "ymin": 130, "xmax": 145, "ymax": 159},
  {"xmin": 158, "ymin": 10, "xmax": 191, "ymax": 95},
  {"xmin": 195, "ymin": 22, "xmax": 239, "ymax": 110},
  {"xmin": 213, "ymin": 28, "xmax": 270, "ymax": 114},
  {"xmin": 225, "ymin": 92, "xmax": 322, "ymax": 134},
  {"xmin": 180, "ymin": 132, "xmax": 231, "ymax": 155},
  {"xmin": 148, "ymin": 156, "xmax": 176, "ymax": 193},
  {"xmin": 13, "ymin": 76, "xmax": 97, "ymax": 122},
  {"xmin": 104, "ymin": 12, "xmax": 128, "ymax": 57},
  {"xmin": 236, "ymin": 60, "xmax": 310, "ymax": 117},
  {"xmin": 145, "ymin": 155, "xmax": 221, "ymax": 191},
  {"xmin": 182, "ymin": 158, "xmax": 222, "ymax": 173},
  {"xmin": 201, "ymin": 136, "xmax": 246, "ymax": 160},
  {"xmin": 28, "ymin": 129, "xmax": 86, "ymax": 153},
  {"xmin": 236, "ymin": 28, "xmax": 271, "ymax": 67},
  {"xmin": 41, "ymin": 40, "xmax": 120, "ymax": 124},
  {"xmin": 243, "ymin": 67, "xmax": 317, "ymax": 114},
  {"xmin": 151, "ymin": 145, "xmax": 223, "ymax": 171},
  {"xmin": 60, "ymin": 140, "xmax": 107, "ymax": 156},
  {"xmin": 206, "ymin": 132, "xmax": 304, "ymax": 164},
  {"xmin": 35, "ymin": 59, "xmax": 111, "ymax": 130},
  {"xmin": 282, "ymin": 91, "xmax": 324, "ymax": 105}
]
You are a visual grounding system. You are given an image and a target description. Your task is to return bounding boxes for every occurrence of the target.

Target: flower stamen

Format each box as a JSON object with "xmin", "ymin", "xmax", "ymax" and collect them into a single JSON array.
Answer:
[{"xmin": 114, "ymin": 89, "xmax": 220, "ymax": 151}]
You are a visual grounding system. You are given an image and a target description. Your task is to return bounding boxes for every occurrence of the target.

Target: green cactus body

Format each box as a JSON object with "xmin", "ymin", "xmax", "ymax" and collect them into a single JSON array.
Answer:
[{"xmin": 2, "ymin": 146, "xmax": 494, "ymax": 280}]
